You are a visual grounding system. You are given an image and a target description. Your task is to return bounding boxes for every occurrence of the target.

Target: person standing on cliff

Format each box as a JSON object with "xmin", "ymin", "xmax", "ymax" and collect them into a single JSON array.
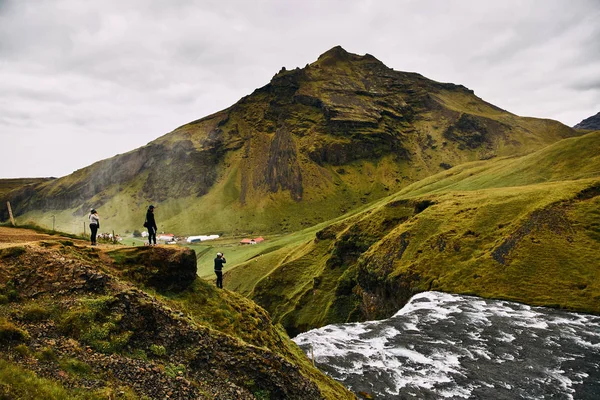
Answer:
[
  {"xmin": 145, "ymin": 205, "xmax": 157, "ymax": 246},
  {"xmin": 214, "ymin": 252, "xmax": 226, "ymax": 288},
  {"xmin": 89, "ymin": 209, "xmax": 99, "ymax": 246}
]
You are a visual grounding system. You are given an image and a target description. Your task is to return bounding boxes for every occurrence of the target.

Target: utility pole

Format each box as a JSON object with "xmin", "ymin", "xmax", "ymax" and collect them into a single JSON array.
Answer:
[
  {"xmin": 83, "ymin": 221, "xmax": 86, "ymax": 236},
  {"xmin": 51, "ymin": 215, "xmax": 55, "ymax": 231},
  {"xmin": 6, "ymin": 202, "xmax": 15, "ymax": 226}
]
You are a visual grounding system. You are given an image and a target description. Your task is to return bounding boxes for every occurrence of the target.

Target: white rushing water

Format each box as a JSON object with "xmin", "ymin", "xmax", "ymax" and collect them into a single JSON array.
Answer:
[{"xmin": 293, "ymin": 291, "xmax": 600, "ymax": 399}]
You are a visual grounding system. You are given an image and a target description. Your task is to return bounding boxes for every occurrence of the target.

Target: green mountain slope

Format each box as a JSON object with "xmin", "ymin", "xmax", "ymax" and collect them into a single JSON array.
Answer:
[
  {"xmin": 1, "ymin": 46, "xmax": 578, "ymax": 236},
  {"xmin": 223, "ymin": 131, "xmax": 600, "ymax": 335},
  {"xmin": 0, "ymin": 178, "xmax": 52, "ymax": 201}
]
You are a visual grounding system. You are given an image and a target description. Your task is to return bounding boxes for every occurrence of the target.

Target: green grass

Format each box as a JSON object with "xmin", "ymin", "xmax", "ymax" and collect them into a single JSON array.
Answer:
[
  {"xmin": 58, "ymin": 295, "xmax": 133, "ymax": 354},
  {"xmin": 20, "ymin": 302, "xmax": 54, "ymax": 322},
  {"xmin": 231, "ymin": 131, "xmax": 600, "ymax": 333},
  {"xmin": 118, "ymin": 236, "xmax": 147, "ymax": 246},
  {"xmin": 0, "ymin": 178, "xmax": 52, "ymax": 199},
  {"xmin": 59, "ymin": 358, "xmax": 94, "ymax": 378},
  {"xmin": 0, "ymin": 318, "xmax": 30, "ymax": 343},
  {"xmin": 0, "ymin": 359, "xmax": 114, "ymax": 400},
  {"xmin": 187, "ymin": 229, "xmax": 318, "ymax": 279}
]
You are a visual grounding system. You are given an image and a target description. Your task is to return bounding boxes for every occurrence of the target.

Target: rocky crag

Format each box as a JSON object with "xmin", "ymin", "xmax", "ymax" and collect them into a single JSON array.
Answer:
[
  {"xmin": 574, "ymin": 111, "xmax": 600, "ymax": 130},
  {"xmin": 0, "ymin": 227, "xmax": 352, "ymax": 399}
]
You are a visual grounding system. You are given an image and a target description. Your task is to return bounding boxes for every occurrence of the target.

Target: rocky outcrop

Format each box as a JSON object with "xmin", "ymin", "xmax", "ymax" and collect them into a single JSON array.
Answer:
[
  {"xmin": 265, "ymin": 125, "xmax": 303, "ymax": 200},
  {"xmin": 0, "ymin": 237, "xmax": 351, "ymax": 399},
  {"xmin": 574, "ymin": 111, "xmax": 600, "ymax": 130},
  {"xmin": 107, "ymin": 246, "xmax": 197, "ymax": 292}
]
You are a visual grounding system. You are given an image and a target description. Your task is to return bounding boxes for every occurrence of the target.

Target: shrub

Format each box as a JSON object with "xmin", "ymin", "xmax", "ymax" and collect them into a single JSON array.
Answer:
[
  {"xmin": 164, "ymin": 363, "xmax": 186, "ymax": 378},
  {"xmin": 21, "ymin": 303, "xmax": 53, "ymax": 322},
  {"xmin": 129, "ymin": 349, "xmax": 148, "ymax": 361},
  {"xmin": 36, "ymin": 347, "xmax": 57, "ymax": 362},
  {"xmin": 14, "ymin": 344, "xmax": 30, "ymax": 357},
  {"xmin": 60, "ymin": 358, "xmax": 92, "ymax": 376},
  {"xmin": 0, "ymin": 247, "xmax": 25, "ymax": 259},
  {"xmin": 0, "ymin": 319, "xmax": 30, "ymax": 343},
  {"xmin": 0, "ymin": 282, "xmax": 19, "ymax": 302},
  {"xmin": 58, "ymin": 296, "xmax": 131, "ymax": 353},
  {"xmin": 254, "ymin": 389, "xmax": 271, "ymax": 400},
  {"xmin": 149, "ymin": 344, "xmax": 166, "ymax": 357}
]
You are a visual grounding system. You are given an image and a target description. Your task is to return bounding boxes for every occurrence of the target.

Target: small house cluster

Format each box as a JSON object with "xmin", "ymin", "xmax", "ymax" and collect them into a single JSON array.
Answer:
[{"xmin": 137, "ymin": 232, "xmax": 267, "ymax": 246}]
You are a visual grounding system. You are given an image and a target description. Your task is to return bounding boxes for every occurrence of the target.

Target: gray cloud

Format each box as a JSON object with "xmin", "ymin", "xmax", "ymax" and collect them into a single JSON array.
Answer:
[{"xmin": 1, "ymin": 0, "xmax": 599, "ymax": 178}]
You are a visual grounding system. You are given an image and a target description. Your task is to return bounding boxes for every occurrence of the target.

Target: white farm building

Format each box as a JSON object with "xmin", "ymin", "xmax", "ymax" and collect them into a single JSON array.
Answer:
[{"xmin": 186, "ymin": 235, "xmax": 220, "ymax": 243}]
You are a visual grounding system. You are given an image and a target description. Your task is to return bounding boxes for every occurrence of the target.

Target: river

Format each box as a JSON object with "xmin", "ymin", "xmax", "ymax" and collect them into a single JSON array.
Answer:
[{"xmin": 293, "ymin": 291, "xmax": 600, "ymax": 399}]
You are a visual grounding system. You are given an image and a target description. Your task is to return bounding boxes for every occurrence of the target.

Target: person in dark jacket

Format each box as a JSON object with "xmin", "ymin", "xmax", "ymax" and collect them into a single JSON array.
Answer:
[
  {"xmin": 214, "ymin": 252, "xmax": 226, "ymax": 288},
  {"xmin": 89, "ymin": 208, "xmax": 99, "ymax": 245},
  {"xmin": 145, "ymin": 205, "xmax": 157, "ymax": 245}
]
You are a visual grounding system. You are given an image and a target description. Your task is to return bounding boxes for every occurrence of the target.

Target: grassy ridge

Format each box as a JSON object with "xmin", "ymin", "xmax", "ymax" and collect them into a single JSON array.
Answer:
[
  {"xmin": 226, "ymin": 131, "xmax": 600, "ymax": 334},
  {"xmin": 395, "ymin": 130, "xmax": 600, "ymax": 197},
  {"xmin": 0, "ymin": 179, "xmax": 52, "ymax": 199},
  {"xmin": 0, "ymin": 359, "xmax": 136, "ymax": 400}
]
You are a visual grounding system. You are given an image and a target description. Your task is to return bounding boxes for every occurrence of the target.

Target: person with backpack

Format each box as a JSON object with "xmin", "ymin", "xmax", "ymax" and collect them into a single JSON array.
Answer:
[
  {"xmin": 144, "ymin": 205, "xmax": 157, "ymax": 245},
  {"xmin": 89, "ymin": 209, "xmax": 99, "ymax": 245},
  {"xmin": 214, "ymin": 252, "xmax": 226, "ymax": 288}
]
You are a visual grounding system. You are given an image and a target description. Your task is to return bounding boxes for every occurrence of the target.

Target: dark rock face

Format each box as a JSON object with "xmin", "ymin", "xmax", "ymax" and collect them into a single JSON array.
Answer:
[
  {"xmin": 265, "ymin": 125, "xmax": 303, "ymax": 200},
  {"xmin": 3, "ymin": 138, "xmax": 223, "ymax": 217},
  {"xmin": 492, "ymin": 205, "xmax": 573, "ymax": 265},
  {"xmin": 444, "ymin": 113, "xmax": 490, "ymax": 149},
  {"xmin": 307, "ymin": 131, "xmax": 409, "ymax": 165},
  {"xmin": 141, "ymin": 140, "xmax": 221, "ymax": 203},
  {"xmin": 107, "ymin": 246, "xmax": 197, "ymax": 292},
  {"xmin": 574, "ymin": 111, "xmax": 600, "ymax": 130}
]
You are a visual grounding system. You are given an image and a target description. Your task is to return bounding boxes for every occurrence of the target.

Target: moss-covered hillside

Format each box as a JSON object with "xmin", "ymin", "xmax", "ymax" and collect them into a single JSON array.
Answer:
[
  {"xmin": 224, "ymin": 131, "xmax": 600, "ymax": 335},
  {"xmin": 1, "ymin": 46, "xmax": 578, "ymax": 236},
  {"xmin": 0, "ymin": 179, "xmax": 52, "ymax": 203},
  {"xmin": 0, "ymin": 228, "xmax": 353, "ymax": 399}
]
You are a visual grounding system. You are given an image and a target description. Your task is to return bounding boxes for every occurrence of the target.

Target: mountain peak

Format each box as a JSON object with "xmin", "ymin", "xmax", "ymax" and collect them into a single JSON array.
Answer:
[
  {"xmin": 574, "ymin": 111, "xmax": 600, "ymax": 130},
  {"xmin": 318, "ymin": 45, "xmax": 351, "ymax": 59},
  {"xmin": 313, "ymin": 45, "xmax": 384, "ymax": 68}
]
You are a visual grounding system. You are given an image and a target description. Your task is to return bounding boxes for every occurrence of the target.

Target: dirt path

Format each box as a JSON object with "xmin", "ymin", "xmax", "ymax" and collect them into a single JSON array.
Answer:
[{"xmin": 0, "ymin": 226, "xmax": 85, "ymax": 248}]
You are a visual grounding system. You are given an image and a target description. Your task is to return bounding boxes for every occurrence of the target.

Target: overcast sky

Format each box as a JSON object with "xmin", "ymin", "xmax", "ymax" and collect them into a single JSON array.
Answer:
[{"xmin": 1, "ymin": 0, "xmax": 599, "ymax": 178}]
